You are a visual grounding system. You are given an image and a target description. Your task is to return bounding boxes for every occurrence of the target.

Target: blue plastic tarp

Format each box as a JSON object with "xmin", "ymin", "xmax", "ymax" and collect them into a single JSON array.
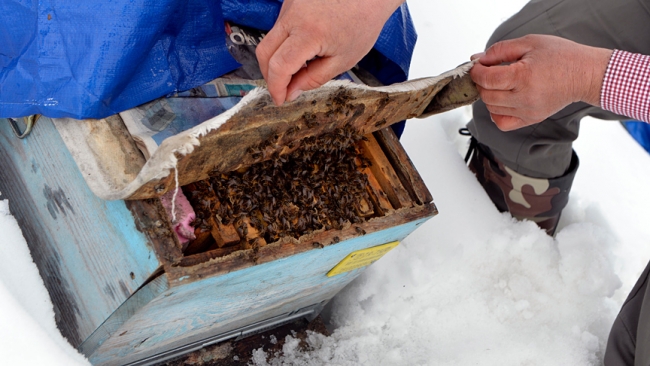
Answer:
[
  {"xmin": 623, "ymin": 121, "xmax": 650, "ymax": 154},
  {"xmin": 0, "ymin": 0, "xmax": 416, "ymax": 119}
]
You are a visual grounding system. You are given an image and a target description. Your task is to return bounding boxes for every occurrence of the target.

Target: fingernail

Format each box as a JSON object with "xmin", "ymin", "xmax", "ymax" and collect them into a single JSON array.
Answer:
[
  {"xmin": 471, "ymin": 52, "xmax": 486, "ymax": 61},
  {"xmin": 288, "ymin": 90, "xmax": 303, "ymax": 102}
]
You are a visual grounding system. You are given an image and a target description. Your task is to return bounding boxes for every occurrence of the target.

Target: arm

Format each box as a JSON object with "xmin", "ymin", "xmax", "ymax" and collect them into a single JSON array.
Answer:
[
  {"xmin": 255, "ymin": 0, "xmax": 405, "ymax": 105},
  {"xmin": 469, "ymin": 34, "xmax": 614, "ymax": 131}
]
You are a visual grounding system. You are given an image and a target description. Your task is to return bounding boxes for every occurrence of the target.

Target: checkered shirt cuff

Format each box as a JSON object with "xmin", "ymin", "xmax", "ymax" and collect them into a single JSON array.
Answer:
[{"xmin": 601, "ymin": 49, "xmax": 650, "ymax": 122}]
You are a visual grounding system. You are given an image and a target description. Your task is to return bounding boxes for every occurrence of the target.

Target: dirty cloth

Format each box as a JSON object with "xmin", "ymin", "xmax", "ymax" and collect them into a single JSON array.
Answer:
[{"xmin": 0, "ymin": 0, "xmax": 416, "ymax": 119}]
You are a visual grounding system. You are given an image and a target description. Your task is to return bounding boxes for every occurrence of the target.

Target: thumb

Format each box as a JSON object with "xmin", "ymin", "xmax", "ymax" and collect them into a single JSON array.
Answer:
[
  {"xmin": 491, "ymin": 113, "xmax": 527, "ymax": 131},
  {"xmin": 479, "ymin": 37, "xmax": 534, "ymax": 66},
  {"xmin": 285, "ymin": 56, "xmax": 347, "ymax": 102}
]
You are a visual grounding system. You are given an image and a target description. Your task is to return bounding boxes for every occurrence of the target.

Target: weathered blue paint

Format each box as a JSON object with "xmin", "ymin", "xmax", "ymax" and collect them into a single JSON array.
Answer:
[
  {"xmin": 0, "ymin": 117, "xmax": 161, "ymax": 345},
  {"xmin": 89, "ymin": 217, "xmax": 431, "ymax": 365}
]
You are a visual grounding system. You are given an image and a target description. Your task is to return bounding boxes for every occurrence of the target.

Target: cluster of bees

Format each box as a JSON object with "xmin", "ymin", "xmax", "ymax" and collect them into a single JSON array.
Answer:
[{"xmin": 184, "ymin": 127, "xmax": 374, "ymax": 251}]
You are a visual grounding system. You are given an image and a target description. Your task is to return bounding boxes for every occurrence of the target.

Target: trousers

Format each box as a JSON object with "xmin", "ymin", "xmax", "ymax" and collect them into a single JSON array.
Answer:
[{"xmin": 466, "ymin": 0, "xmax": 650, "ymax": 364}]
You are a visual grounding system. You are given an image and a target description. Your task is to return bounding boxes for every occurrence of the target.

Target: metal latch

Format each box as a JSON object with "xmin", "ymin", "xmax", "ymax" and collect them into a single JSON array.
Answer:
[{"xmin": 8, "ymin": 115, "xmax": 39, "ymax": 139}]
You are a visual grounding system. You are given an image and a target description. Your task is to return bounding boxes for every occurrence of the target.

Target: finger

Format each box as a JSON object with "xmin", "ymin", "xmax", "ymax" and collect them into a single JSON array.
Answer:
[
  {"xmin": 477, "ymin": 87, "xmax": 519, "ymax": 108},
  {"xmin": 479, "ymin": 37, "xmax": 535, "ymax": 66},
  {"xmin": 470, "ymin": 52, "xmax": 485, "ymax": 61},
  {"xmin": 470, "ymin": 62, "xmax": 519, "ymax": 91},
  {"xmin": 490, "ymin": 113, "xmax": 528, "ymax": 131},
  {"xmin": 285, "ymin": 56, "xmax": 349, "ymax": 102},
  {"xmin": 256, "ymin": 25, "xmax": 289, "ymax": 81},
  {"xmin": 484, "ymin": 103, "xmax": 519, "ymax": 119},
  {"xmin": 265, "ymin": 34, "xmax": 321, "ymax": 105}
]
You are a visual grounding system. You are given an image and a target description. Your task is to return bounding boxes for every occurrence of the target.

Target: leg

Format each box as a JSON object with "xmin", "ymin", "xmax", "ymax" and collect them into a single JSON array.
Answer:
[
  {"xmin": 467, "ymin": 0, "xmax": 650, "ymax": 234},
  {"xmin": 604, "ymin": 260, "xmax": 650, "ymax": 366}
]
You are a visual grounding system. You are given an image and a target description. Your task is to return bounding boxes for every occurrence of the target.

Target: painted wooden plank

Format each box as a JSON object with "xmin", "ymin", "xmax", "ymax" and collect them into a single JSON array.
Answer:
[
  {"xmin": 79, "ymin": 275, "xmax": 170, "ymax": 358},
  {"xmin": 88, "ymin": 217, "xmax": 433, "ymax": 366},
  {"xmin": 0, "ymin": 118, "xmax": 161, "ymax": 347}
]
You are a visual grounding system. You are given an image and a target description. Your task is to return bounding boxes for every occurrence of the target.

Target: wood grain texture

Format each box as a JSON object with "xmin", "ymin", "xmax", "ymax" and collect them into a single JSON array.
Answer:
[
  {"xmin": 373, "ymin": 128, "xmax": 433, "ymax": 205},
  {"xmin": 359, "ymin": 134, "xmax": 412, "ymax": 209},
  {"xmin": 358, "ymin": 157, "xmax": 394, "ymax": 215},
  {"xmin": 0, "ymin": 118, "xmax": 161, "ymax": 347}
]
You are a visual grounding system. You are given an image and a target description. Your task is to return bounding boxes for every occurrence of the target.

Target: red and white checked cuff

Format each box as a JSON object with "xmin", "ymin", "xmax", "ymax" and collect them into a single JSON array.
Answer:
[{"xmin": 601, "ymin": 49, "xmax": 650, "ymax": 122}]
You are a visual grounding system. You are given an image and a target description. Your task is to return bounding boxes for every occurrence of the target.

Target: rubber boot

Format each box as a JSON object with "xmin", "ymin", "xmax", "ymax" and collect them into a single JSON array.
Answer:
[{"xmin": 466, "ymin": 139, "xmax": 579, "ymax": 236}]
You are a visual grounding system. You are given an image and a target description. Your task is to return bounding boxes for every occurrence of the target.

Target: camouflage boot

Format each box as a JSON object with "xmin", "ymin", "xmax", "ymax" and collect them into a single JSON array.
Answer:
[{"xmin": 466, "ymin": 138, "xmax": 579, "ymax": 236}]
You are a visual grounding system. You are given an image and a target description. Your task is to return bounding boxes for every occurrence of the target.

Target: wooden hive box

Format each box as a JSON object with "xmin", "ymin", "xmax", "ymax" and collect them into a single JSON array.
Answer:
[{"xmin": 0, "ymin": 65, "xmax": 478, "ymax": 365}]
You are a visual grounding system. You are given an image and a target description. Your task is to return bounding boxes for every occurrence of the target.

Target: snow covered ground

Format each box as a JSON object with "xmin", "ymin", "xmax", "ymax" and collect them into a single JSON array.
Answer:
[{"xmin": 2, "ymin": 0, "xmax": 650, "ymax": 365}]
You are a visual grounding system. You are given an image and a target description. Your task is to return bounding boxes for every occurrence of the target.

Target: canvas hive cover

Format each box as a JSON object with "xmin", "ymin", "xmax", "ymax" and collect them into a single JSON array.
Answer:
[{"xmin": 52, "ymin": 62, "xmax": 479, "ymax": 201}]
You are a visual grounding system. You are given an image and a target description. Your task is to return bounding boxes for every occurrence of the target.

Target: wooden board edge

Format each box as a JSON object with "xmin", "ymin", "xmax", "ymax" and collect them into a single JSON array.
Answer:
[
  {"xmin": 79, "ymin": 274, "xmax": 170, "ymax": 358},
  {"xmin": 373, "ymin": 128, "xmax": 434, "ymax": 205}
]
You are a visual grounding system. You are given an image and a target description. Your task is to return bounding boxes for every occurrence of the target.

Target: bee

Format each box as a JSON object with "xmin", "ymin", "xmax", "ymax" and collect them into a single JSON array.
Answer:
[
  {"xmin": 247, "ymin": 146, "xmax": 264, "ymax": 160},
  {"xmin": 286, "ymin": 126, "xmax": 300, "ymax": 136}
]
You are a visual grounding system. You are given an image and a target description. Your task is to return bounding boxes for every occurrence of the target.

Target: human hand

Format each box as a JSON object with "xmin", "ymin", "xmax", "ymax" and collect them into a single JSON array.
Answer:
[
  {"xmin": 470, "ymin": 34, "xmax": 613, "ymax": 131},
  {"xmin": 256, "ymin": 0, "xmax": 404, "ymax": 105}
]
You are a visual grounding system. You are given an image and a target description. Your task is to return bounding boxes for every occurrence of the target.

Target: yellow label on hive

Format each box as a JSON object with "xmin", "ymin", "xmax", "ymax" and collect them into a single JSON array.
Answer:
[{"xmin": 326, "ymin": 241, "xmax": 400, "ymax": 277}]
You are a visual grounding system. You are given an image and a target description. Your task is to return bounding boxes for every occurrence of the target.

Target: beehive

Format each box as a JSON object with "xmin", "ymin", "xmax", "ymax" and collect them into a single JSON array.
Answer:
[{"xmin": 0, "ymin": 65, "xmax": 477, "ymax": 365}]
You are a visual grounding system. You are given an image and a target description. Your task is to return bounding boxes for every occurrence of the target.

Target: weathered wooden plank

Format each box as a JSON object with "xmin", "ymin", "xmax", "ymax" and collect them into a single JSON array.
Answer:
[
  {"xmin": 211, "ymin": 217, "xmax": 240, "ymax": 248},
  {"xmin": 373, "ymin": 128, "xmax": 434, "ymax": 205},
  {"xmin": 184, "ymin": 228, "xmax": 213, "ymax": 255},
  {"xmin": 354, "ymin": 196, "xmax": 374, "ymax": 217},
  {"xmin": 0, "ymin": 118, "xmax": 161, "ymax": 347},
  {"xmin": 359, "ymin": 135, "xmax": 413, "ymax": 209},
  {"xmin": 88, "ymin": 216, "xmax": 434, "ymax": 366},
  {"xmin": 79, "ymin": 275, "xmax": 170, "ymax": 358},
  {"xmin": 356, "ymin": 156, "xmax": 394, "ymax": 215}
]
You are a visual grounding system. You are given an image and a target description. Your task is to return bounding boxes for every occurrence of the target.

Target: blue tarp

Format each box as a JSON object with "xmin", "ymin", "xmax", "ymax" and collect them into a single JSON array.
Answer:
[
  {"xmin": 623, "ymin": 121, "xmax": 650, "ymax": 154},
  {"xmin": 0, "ymin": 0, "xmax": 416, "ymax": 119}
]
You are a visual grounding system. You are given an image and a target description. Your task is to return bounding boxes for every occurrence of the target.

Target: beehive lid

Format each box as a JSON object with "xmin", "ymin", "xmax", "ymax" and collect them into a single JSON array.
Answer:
[{"xmin": 52, "ymin": 62, "xmax": 478, "ymax": 201}]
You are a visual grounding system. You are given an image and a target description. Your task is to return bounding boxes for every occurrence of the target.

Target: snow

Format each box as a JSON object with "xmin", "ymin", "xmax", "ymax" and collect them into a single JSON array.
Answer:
[
  {"xmin": 2, "ymin": 0, "xmax": 650, "ymax": 365},
  {"xmin": 0, "ymin": 200, "xmax": 90, "ymax": 365}
]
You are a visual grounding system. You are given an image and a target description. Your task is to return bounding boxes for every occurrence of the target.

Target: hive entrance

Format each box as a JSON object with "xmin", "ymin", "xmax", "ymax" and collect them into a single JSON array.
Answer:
[{"xmin": 181, "ymin": 127, "xmax": 413, "ymax": 258}]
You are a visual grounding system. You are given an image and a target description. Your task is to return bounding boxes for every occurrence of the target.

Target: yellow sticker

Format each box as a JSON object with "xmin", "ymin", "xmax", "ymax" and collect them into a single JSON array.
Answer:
[{"xmin": 326, "ymin": 241, "xmax": 400, "ymax": 277}]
